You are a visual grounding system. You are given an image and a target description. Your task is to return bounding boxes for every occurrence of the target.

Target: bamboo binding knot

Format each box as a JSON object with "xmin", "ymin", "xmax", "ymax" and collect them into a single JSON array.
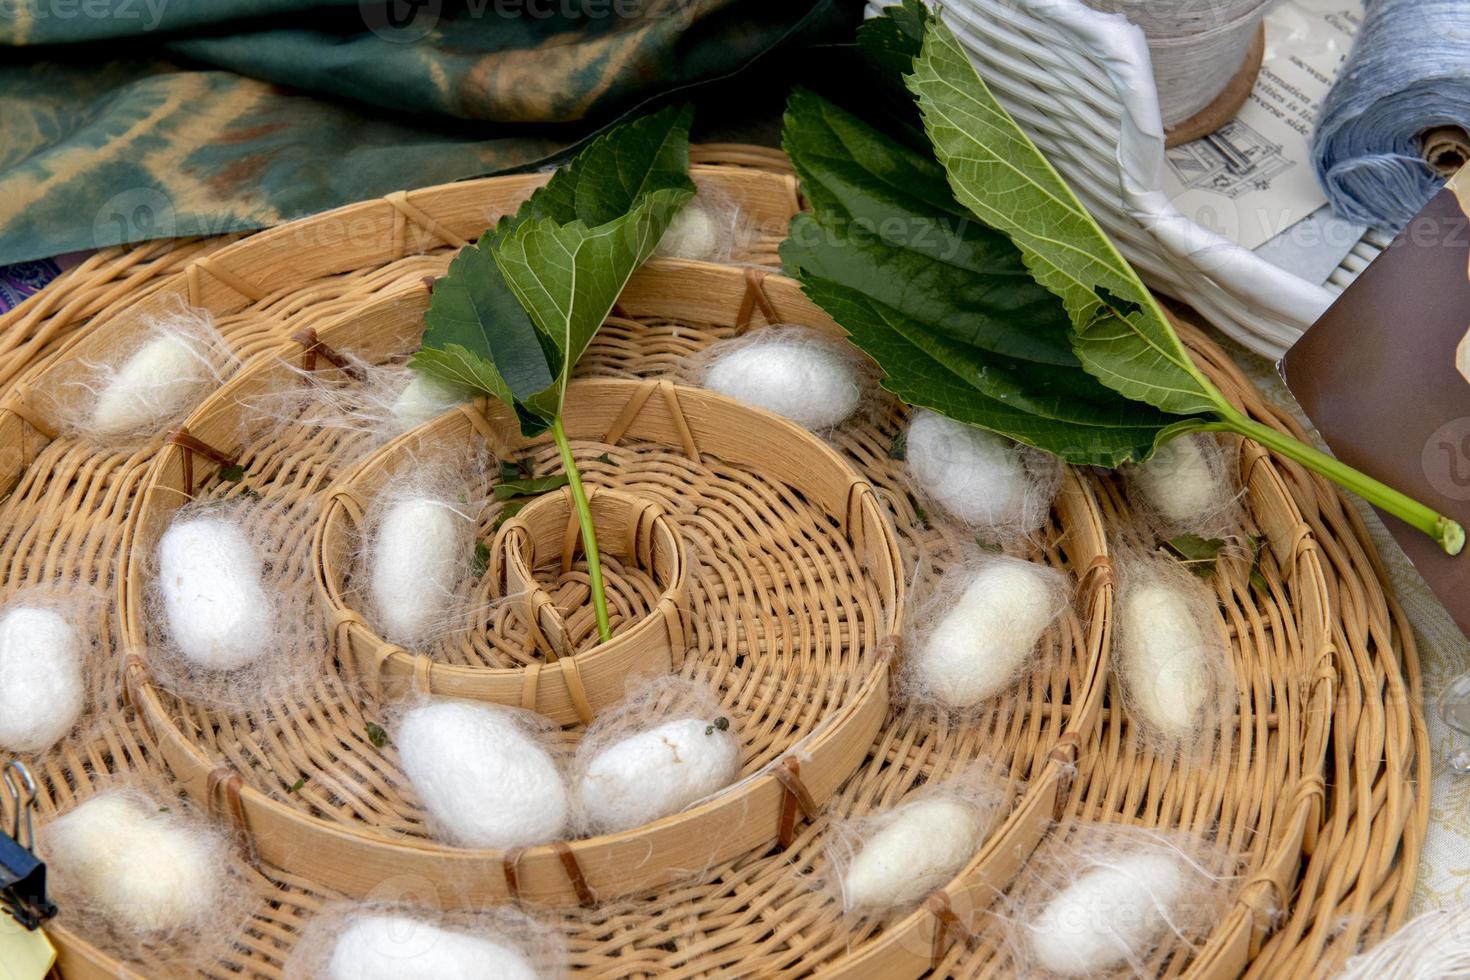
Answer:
[
  {"xmin": 559, "ymin": 657, "xmax": 595, "ymax": 726},
  {"xmin": 844, "ymin": 481, "xmax": 878, "ymax": 552},
  {"xmin": 329, "ymin": 606, "xmax": 368, "ymax": 646},
  {"xmin": 326, "ymin": 607, "xmax": 374, "ymax": 695},
  {"xmin": 488, "ymin": 519, "xmax": 533, "ymax": 597},
  {"xmin": 656, "ymin": 593, "xmax": 688, "ymax": 659},
  {"xmin": 604, "ymin": 379, "xmax": 701, "ymax": 464},
  {"xmin": 877, "ymin": 633, "xmax": 903, "ymax": 676},
  {"xmin": 291, "ymin": 327, "xmax": 361, "ymax": 380},
  {"xmin": 382, "ymin": 189, "xmax": 469, "ymax": 257},
  {"xmin": 1079, "ymin": 555, "xmax": 1115, "ymax": 600},
  {"xmin": 624, "ymin": 496, "xmax": 663, "ymax": 570},
  {"xmin": 1293, "ymin": 773, "xmax": 1327, "ymax": 814},
  {"xmin": 1048, "ymin": 732, "xmax": 1081, "ymax": 821},
  {"xmin": 337, "ymin": 630, "xmax": 410, "ymax": 704},
  {"xmin": 457, "ymin": 400, "xmax": 515, "ymax": 460},
  {"xmin": 368, "ymin": 644, "xmax": 418, "ymax": 702},
  {"xmin": 327, "ymin": 486, "xmax": 367, "ymax": 528},
  {"xmin": 1237, "ymin": 871, "xmax": 1287, "ymax": 927},
  {"xmin": 552, "ymin": 840, "xmax": 597, "ymax": 907},
  {"xmin": 519, "ymin": 663, "xmax": 543, "ymax": 713},
  {"xmin": 120, "ymin": 653, "xmax": 152, "ymax": 709},
  {"xmin": 501, "ymin": 846, "xmax": 528, "ymax": 900},
  {"xmin": 205, "ymin": 766, "xmax": 257, "ymax": 864},
  {"xmin": 526, "ymin": 596, "xmax": 564, "ymax": 663},
  {"xmin": 410, "ymin": 652, "xmax": 434, "ymax": 695},
  {"xmin": 1286, "ymin": 522, "xmax": 1319, "ymax": 570},
  {"xmin": 0, "ymin": 389, "xmax": 58, "ymax": 441},
  {"xmin": 922, "ymin": 890, "xmax": 978, "ymax": 969},
  {"xmin": 165, "ymin": 426, "xmax": 240, "ymax": 495},
  {"xmin": 734, "ymin": 266, "xmax": 777, "ymax": 335},
  {"xmin": 516, "ymin": 649, "xmax": 595, "ymax": 723},
  {"xmin": 185, "ymin": 256, "xmax": 265, "ymax": 307},
  {"xmin": 1238, "ymin": 436, "xmax": 1268, "ymax": 470},
  {"xmin": 1309, "ymin": 645, "xmax": 1338, "ymax": 702},
  {"xmin": 773, "ymin": 756, "xmax": 818, "ymax": 849},
  {"xmin": 527, "ymin": 587, "xmax": 567, "ymax": 663}
]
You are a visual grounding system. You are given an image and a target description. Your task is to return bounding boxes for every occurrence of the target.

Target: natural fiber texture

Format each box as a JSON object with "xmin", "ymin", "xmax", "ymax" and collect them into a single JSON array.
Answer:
[{"xmin": 0, "ymin": 148, "xmax": 1425, "ymax": 978}]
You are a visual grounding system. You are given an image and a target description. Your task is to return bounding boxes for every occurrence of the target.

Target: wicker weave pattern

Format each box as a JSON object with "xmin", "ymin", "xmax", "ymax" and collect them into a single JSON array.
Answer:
[{"xmin": 0, "ymin": 147, "xmax": 1424, "ymax": 978}]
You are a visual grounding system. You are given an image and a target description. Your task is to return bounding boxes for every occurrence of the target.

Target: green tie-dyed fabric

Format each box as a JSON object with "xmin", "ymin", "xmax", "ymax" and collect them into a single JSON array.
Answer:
[{"xmin": 0, "ymin": 0, "xmax": 854, "ymax": 265}]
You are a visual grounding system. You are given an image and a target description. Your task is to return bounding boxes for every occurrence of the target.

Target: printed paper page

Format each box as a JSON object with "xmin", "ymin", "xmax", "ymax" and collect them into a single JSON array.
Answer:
[{"xmin": 1164, "ymin": 0, "xmax": 1361, "ymax": 257}]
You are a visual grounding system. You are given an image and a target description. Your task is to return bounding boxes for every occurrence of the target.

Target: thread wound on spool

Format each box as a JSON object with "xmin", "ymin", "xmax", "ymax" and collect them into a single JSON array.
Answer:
[
  {"xmin": 1313, "ymin": 0, "xmax": 1470, "ymax": 230},
  {"xmin": 1083, "ymin": 0, "xmax": 1275, "ymax": 129}
]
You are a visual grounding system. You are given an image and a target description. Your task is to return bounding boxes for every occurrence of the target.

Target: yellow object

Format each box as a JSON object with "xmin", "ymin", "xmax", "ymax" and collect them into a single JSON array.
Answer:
[{"xmin": 0, "ymin": 912, "xmax": 55, "ymax": 980}]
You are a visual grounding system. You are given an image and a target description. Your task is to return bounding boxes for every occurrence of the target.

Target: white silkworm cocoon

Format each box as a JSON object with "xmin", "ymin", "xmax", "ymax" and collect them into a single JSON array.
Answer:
[
  {"xmin": 1029, "ymin": 851, "xmax": 1189, "ymax": 976},
  {"xmin": 655, "ymin": 201, "xmax": 723, "ymax": 261},
  {"xmin": 1119, "ymin": 582, "xmax": 1215, "ymax": 739},
  {"xmin": 704, "ymin": 331, "xmax": 863, "ymax": 429},
  {"xmin": 905, "ymin": 411, "xmax": 1031, "ymax": 529},
  {"xmin": 327, "ymin": 914, "xmax": 539, "ymax": 980},
  {"xmin": 576, "ymin": 717, "xmax": 740, "ymax": 834},
  {"xmin": 842, "ymin": 797, "xmax": 984, "ymax": 911},
  {"xmin": 90, "ymin": 332, "xmax": 212, "ymax": 438},
  {"xmin": 914, "ymin": 559, "xmax": 1065, "ymax": 708},
  {"xmin": 369, "ymin": 496, "xmax": 468, "ymax": 644},
  {"xmin": 397, "ymin": 701, "xmax": 569, "ymax": 849},
  {"xmin": 0, "ymin": 606, "xmax": 84, "ymax": 752},
  {"xmin": 43, "ymin": 791, "xmax": 228, "ymax": 935},
  {"xmin": 390, "ymin": 373, "xmax": 468, "ymax": 433},
  {"xmin": 1128, "ymin": 434, "xmax": 1233, "ymax": 526},
  {"xmin": 158, "ymin": 515, "xmax": 275, "ymax": 670}
]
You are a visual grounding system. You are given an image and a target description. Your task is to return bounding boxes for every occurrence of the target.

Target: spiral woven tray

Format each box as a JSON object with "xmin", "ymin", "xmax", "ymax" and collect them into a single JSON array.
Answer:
[{"xmin": 0, "ymin": 147, "xmax": 1426, "ymax": 978}]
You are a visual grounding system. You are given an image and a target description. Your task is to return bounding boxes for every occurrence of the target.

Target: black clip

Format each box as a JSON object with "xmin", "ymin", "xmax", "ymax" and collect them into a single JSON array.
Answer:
[{"xmin": 1, "ymin": 760, "xmax": 57, "ymax": 930}]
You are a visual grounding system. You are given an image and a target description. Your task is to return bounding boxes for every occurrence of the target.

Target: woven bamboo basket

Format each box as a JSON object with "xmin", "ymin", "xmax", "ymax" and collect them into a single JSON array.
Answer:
[
  {"xmin": 0, "ymin": 146, "xmax": 1425, "ymax": 978},
  {"xmin": 111, "ymin": 277, "xmax": 902, "ymax": 906}
]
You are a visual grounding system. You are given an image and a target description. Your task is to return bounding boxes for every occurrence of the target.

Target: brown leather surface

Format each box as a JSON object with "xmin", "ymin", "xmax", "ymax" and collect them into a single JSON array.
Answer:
[{"xmin": 1282, "ymin": 171, "xmax": 1470, "ymax": 635}]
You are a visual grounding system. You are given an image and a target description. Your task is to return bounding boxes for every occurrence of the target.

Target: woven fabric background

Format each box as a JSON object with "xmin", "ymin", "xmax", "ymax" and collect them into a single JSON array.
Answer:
[{"xmin": 0, "ymin": 0, "xmax": 857, "ymax": 266}]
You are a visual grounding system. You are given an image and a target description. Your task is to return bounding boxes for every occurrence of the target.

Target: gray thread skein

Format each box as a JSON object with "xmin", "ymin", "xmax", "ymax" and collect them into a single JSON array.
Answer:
[
  {"xmin": 1085, "ymin": 0, "xmax": 1277, "ymax": 128},
  {"xmin": 1312, "ymin": 0, "xmax": 1470, "ymax": 231}
]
